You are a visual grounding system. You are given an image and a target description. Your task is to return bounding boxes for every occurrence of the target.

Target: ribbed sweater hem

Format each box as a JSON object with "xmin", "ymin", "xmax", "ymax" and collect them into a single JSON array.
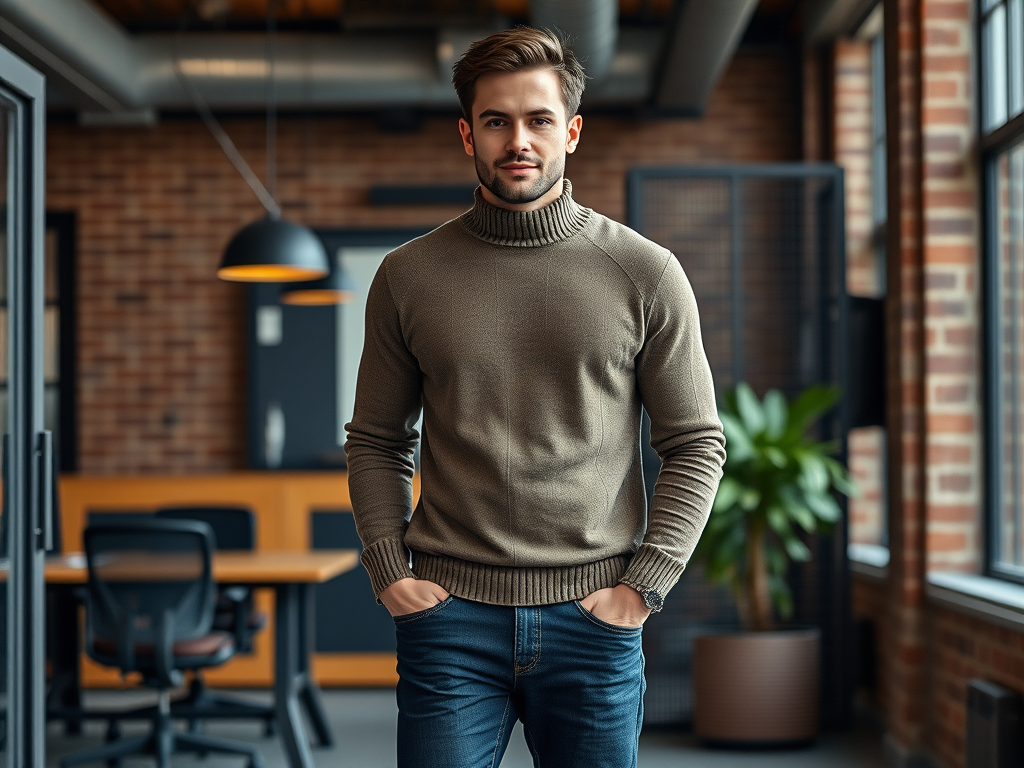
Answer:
[{"xmin": 411, "ymin": 551, "xmax": 632, "ymax": 606}]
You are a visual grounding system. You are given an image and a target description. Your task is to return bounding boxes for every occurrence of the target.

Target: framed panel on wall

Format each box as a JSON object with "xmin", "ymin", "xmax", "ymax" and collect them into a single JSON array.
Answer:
[{"xmin": 246, "ymin": 227, "xmax": 427, "ymax": 471}]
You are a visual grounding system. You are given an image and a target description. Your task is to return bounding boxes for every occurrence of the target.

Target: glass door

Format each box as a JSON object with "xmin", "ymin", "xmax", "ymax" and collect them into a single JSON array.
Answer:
[{"xmin": 0, "ymin": 43, "xmax": 49, "ymax": 768}]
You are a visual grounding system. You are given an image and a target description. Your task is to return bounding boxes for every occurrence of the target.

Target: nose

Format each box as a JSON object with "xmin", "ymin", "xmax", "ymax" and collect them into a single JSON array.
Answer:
[{"xmin": 507, "ymin": 121, "xmax": 531, "ymax": 153}]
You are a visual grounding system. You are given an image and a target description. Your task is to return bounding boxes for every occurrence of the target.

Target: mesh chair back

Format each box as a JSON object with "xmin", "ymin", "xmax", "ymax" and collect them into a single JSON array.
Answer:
[
  {"xmin": 155, "ymin": 507, "xmax": 255, "ymax": 551},
  {"xmin": 84, "ymin": 519, "xmax": 216, "ymax": 653}
]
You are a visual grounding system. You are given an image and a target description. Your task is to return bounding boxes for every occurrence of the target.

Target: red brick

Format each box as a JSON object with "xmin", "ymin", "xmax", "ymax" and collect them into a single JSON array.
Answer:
[
  {"xmin": 933, "ymin": 383, "xmax": 969, "ymax": 402},
  {"xmin": 928, "ymin": 414, "xmax": 974, "ymax": 433},
  {"xmin": 926, "ymin": 244, "xmax": 976, "ymax": 264},
  {"xmin": 928, "ymin": 503, "xmax": 975, "ymax": 521}
]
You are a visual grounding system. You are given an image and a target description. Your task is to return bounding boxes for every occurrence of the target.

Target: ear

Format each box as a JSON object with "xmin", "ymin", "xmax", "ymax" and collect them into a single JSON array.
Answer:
[
  {"xmin": 458, "ymin": 118, "xmax": 475, "ymax": 157},
  {"xmin": 565, "ymin": 114, "xmax": 583, "ymax": 154}
]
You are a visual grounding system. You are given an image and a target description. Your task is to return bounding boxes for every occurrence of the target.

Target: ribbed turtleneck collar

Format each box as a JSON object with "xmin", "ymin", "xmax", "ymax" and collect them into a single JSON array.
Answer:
[{"xmin": 459, "ymin": 179, "xmax": 591, "ymax": 248}]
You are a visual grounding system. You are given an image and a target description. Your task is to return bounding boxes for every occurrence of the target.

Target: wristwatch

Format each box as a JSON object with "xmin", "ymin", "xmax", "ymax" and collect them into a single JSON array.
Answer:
[{"xmin": 637, "ymin": 587, "xmax": 664, "ymax": 613}]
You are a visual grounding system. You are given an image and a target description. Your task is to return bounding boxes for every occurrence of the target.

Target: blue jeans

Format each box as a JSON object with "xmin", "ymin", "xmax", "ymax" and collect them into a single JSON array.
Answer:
[{"xmin": 394, "ymin": 595, "xmax": 646, "ymax": 768}]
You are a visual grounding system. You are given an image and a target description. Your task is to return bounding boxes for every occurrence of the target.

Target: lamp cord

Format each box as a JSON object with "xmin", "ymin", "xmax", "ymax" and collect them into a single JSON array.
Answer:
[
  {"xmin": 172, "ymin": 2, "xmax": 281, "ymax": 219},
  {"xmin": 266, "ymin": 0, "xmax": 277, "ymax": 204}
]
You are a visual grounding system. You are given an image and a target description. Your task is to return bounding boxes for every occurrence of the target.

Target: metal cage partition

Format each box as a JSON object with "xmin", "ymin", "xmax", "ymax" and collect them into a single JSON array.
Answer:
[{"xmin": 628, "ymin": 164, "xmax": 852, "ymax": 729}]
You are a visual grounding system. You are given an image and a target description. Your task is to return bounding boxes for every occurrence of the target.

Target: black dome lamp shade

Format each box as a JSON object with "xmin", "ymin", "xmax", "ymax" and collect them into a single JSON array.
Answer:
[
  {"xmin": 279, "ymin": 256, "xmax": 356, "ymax": 305},
  {"xmin": 217, "ymin": 215, "xmax": 329, "ymax": 282},
  {"xmin": 178, "ymin": 0, "xmax": 329, "ymax": 283}
]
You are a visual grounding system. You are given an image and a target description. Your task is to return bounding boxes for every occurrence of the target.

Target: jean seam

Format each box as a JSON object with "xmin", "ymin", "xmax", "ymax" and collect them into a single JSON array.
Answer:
[
  {"xmin": 392, "ymin": 595, "xmax": 454, "ymax": 625},
  {"xmin": 632, "ymin": 654, "xmax": 645, "ymax": 768},
  {"xmin": 572, "ymin": 600, "xmax": 643, "ymax": 635},
  {"xmin": 487, "ymin": 695, "xmax": 513, "ymax": 768},
  {"xmin": 515, "ymin": 607, "xmax": 542, "ymax": 675}
]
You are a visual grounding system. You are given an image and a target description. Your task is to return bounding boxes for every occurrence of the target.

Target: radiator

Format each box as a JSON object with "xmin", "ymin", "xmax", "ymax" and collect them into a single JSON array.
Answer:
[{"xmin": 966, "ymin": 679, "xmax": 1023, "ymax": 768}]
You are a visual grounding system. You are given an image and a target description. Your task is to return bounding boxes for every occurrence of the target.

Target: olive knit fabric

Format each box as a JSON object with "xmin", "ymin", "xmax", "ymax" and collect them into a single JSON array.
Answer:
[{"xmin": 344, "ymin": 180, "xmax": 726, "ymax": 606}]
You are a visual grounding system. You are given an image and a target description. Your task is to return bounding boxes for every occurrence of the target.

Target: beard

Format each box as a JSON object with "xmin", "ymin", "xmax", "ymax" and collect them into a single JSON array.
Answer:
[{"xmin": 474, "ymin": 149, "xmax": 564, "ymax": 205}]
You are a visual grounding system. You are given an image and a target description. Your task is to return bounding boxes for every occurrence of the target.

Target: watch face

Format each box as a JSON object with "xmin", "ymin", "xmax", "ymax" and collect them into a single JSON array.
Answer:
[{"xmin": 643, "ymin": 589, "xmax": 664, "ymax": 612}]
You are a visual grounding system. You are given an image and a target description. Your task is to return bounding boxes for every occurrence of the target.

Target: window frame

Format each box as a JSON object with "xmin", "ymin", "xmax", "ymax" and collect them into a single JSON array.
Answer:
[{"xmin": 982, "ymin": 0, "xmax": 1024, "ymax": 583}]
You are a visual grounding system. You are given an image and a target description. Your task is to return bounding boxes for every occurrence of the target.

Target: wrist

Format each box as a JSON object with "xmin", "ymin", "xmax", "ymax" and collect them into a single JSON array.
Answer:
[{"xmin": 620, "ymin": 582, "xmax": 664, "ymax": 613}]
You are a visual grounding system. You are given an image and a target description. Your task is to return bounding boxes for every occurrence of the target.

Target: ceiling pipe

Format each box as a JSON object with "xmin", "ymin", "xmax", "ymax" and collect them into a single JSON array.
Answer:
[{"xmin": 0, "ymin": 0, "xmax": 652, "ymax": 117}]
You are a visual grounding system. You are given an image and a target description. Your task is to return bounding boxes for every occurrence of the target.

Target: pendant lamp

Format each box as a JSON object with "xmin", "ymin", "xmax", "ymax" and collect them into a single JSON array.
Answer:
[
  {"xmin": 279, "ymin": 255, "xmax": 356, "ymax": 305},
  {"xmin": 213, "ymin": 0, "xmax": 329, "ymax": 283},
  {"xmin": 218, "ymin": 215, "xmax": 329, "ymax": 282}
]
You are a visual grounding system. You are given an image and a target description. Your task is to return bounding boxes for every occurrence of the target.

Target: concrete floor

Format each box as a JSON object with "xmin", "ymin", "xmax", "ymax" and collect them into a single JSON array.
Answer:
[{"xmin": 44, "ymin": 689, "xmax": 886, "ymax": 767}]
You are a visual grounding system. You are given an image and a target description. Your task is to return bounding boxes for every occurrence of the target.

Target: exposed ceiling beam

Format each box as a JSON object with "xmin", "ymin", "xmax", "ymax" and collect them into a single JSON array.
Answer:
[
  {"xmin": 799, "ymin": 0, "xmax": 879, "ymax": 46},
  {"xmin": 654, "ymin": 0, "xmax": 760, "ymax": 115}
]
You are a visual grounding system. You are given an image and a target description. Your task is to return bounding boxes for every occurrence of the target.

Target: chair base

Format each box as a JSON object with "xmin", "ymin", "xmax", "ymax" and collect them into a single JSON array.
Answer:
[
  {"xmin": 59, "ymin": 696, "xmax": 264, "ymax": 768},
  {"xmin": 173, "ymin": 674, "xmax": 276, "ymax": 737}
]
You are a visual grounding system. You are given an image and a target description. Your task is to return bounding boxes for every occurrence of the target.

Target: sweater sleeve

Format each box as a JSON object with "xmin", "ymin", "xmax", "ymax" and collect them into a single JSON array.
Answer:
[
  {"xmin": 344, "ymin": 260, "xmax": 421, "ymax": 600},
  {"xmin": 619, "ymin": 254, "xmax": 727, "ymax": 600}
]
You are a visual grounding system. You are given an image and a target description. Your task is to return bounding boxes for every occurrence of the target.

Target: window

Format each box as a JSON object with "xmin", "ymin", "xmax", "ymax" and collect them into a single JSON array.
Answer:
[
  {"xmin": 847, "ymin": 7, "xmax": 889, "ymax": 555},
  {"xmin": 984, "ymin": 0, "xmax": 1024, "ymax": 580},
  {"xmin": 982, "ymin": 0, "xmax": 1024, "ymax": 133}
]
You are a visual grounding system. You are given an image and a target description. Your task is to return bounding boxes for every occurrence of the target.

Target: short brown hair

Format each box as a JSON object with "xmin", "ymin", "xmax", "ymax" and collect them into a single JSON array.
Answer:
[{"xmin": 452, "ymin": 27, "xmax": 586, "ymax": 121}]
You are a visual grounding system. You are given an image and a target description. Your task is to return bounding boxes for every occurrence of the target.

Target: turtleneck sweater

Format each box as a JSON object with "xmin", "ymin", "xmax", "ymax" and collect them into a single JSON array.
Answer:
[{"xmin": 344, "ymin": 180, "xmax": 726, "ymax": 606}]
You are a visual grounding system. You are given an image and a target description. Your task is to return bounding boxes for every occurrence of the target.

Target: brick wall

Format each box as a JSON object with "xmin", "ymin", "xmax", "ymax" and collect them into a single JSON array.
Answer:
[
  {"xmin": 929, "ymin": 608, "xmax": 1024, "ymax": 768},
  {"xmin": 882, "ymin": 0, "xmax": 929, "ymax": 755},
  {"xmin": 920, "ymin": 0, "xmax": 982, "ymax": 574},
  {"xmin": 851, "ymin": 2, "xmax": 1010, "ymax": 767},
  {"xmin": 47, "ymin": 47, "xmax": 801, "ymax": 475}
]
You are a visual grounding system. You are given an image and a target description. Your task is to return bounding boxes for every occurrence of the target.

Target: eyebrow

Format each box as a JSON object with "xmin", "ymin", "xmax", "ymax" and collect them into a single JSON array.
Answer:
[{"xmin": 477, "ymin": 108, "xmax": 558, "ymax": 120}]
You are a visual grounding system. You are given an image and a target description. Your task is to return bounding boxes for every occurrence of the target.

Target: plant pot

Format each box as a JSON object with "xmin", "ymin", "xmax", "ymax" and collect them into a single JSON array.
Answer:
[{"xmin": 692, "ymin": 628, "xmax": 820, "ymax": 745}]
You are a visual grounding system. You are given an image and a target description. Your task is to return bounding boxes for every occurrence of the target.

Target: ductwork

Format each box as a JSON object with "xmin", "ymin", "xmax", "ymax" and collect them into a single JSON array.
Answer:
[
  {"xmin": 0, "ymin": 0, "xmax": 644, "ymax": 118},
  {"xmin": 0, "ymin": 0, "xmax": 753, "ymax": 118},
  {"xmin": 530, "ymin": 0, "xmax": 618, "ymax": 83}
]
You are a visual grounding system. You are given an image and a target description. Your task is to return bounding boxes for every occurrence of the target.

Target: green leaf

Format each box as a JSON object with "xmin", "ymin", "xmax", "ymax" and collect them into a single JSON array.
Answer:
[
  {"xmin": 805, "ymin": 491, "xmax": 841, "ymax": 523},
  {"xmin": 779, "ymin": 488, "xmax": 818, "ymax": 532},
  {"xmin": 825, "ymin": 457, "xmax": 860, "ymax": 497},
  {"xmin": 785, "ymin": 385, "xmax": 840, "ymax": 436},
  {"xmin": 797, "ymin": 452, "xmax": 829, "ymax": 494},
  {"xmin": 738, "ymin": 488, "xmax": 761, "ymax": 511},
  {"xmin": 763, "ymin": 446, "xmax": 787, "ymax": 469},
  {"xmin": 712, "ymin": 476, "xmax": 744, "ymax": 513},
  {"xmin": 763, "ymin": 389, "xmax": 787, "ymax": 440},
  {"xmin": 784, "ymin": 536, "xmax": 812, "ymax": 562},
  {"xmin": 720, "ymin": 412, "xmax": 754, "ymax": 462},
  {"xmin": 735, "ymin": 383, "xmax": 766, "ymax": 436},
  {"xmin": 766, "ymin": 505, "xmax": 790, "ymax": 536}
]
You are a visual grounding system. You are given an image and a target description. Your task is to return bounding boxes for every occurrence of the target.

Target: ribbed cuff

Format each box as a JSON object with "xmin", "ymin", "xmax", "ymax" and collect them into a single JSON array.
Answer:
[
  {"xmin": 619, "ymin": 543, "xmax": 687, "ymax": 598},
  {"xmin": 360, "ymin": 537, "xmax": 415, "ymax": 602}
]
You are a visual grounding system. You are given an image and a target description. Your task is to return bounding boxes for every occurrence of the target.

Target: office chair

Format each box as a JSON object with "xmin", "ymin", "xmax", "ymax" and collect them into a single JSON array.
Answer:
[
  {"xmin": 154, "ymin": 506, "xmax": 275, "ymax": 736},
  {"xmin": 60, "ymin": 518, "xmax": 263, "ymax": 768}
]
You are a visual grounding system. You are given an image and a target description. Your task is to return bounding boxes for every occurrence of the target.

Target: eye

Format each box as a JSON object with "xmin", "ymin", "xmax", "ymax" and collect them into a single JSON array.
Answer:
[
  {"xmin": 485, "ymin": 118, "xmax": 506, "ymax": 128},
  {"xmin": 533, "ymin": 118, "xmax": 552, "ymax": 126}
]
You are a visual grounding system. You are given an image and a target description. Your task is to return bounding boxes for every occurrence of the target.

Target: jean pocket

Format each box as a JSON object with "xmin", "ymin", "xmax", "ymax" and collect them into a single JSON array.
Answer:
[
  {"xmin": 573, "ymin": 600, "xmax": 644, "ymax": 635},
  {"xmin": 392, "ymin": 595, "xmax": 454, "ymax": 625}
]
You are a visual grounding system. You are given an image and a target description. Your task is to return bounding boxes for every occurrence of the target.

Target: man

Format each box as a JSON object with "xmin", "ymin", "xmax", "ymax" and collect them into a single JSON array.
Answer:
[{"xmin": 345, "ymin": 26, "xmax": 725, "ymax": 768}]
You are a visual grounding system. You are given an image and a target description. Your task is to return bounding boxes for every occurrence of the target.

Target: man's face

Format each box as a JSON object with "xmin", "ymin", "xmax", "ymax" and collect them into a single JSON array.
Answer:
[{"xmin": 458, "ymin": 68, "xmax": 583, "ymax": 211}]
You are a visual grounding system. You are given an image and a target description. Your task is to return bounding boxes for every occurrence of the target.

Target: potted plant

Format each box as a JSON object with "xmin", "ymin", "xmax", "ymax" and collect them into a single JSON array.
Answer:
[{"xmin": 690, "ymin": 382, "xmax": 857, "ymax": 745}]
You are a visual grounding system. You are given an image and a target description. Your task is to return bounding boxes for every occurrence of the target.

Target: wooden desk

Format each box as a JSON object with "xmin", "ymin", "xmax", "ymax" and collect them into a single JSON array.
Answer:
[
  {"xmin": 45, "ymin": 549, "xmax": 358, "ymax": 768},
  {"xmin": 57, "ymin": 473, "xmax": 412, "ymax": 688}
]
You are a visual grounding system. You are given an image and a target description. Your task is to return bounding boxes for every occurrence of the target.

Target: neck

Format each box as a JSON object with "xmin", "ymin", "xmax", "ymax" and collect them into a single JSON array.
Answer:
[{"xmin": 479, "ymin": 174, "xmax": 566, "ymax": 212}]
